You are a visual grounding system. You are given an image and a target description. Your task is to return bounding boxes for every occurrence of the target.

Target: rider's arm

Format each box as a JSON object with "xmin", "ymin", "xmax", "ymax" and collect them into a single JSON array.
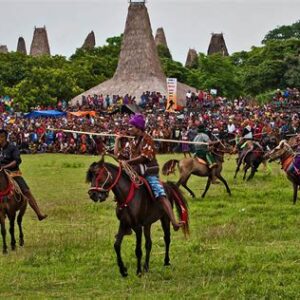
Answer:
[
  {"xmin": 1, "ymin": 145, "xmax": 22, "ymax": 170},
  {"xmin": 114, "ymin": 136, "xmax": 121, "ymax": 156},
  {"xmin": 0, "ymin": 160, "xmax": 17, "ymax": 171},
  {"xmin": 126, "ymin": 155, "xmax": 149, "ymax": 165}
]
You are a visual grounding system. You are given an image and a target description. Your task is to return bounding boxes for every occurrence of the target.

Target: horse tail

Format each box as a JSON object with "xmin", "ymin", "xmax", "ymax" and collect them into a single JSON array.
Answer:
[
  {"xmin": 165, "ymin": 181, "xmax": 189, "ymax": 237},
  {"xmin": 162, "ymin": 160, "xmax": 179, "ymax": 176}
]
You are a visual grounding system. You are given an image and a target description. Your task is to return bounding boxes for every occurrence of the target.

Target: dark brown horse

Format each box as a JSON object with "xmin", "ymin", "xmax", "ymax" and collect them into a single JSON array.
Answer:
[
  {"xmin": 162, "ymin": 141, "xmax": 232, "ymax": 198},
  {"xmin": 86, "ymin": 156, "xmax": 189, "ymax": 277},
  {"xmin": 264, "ymin": 140, "xmax": 299, "ymax": 204},
  {"xmin": 0, "ymin": 169, "xmax": 27, "ymax": 254},
  {"xmin": 234, "ymin": 135, "xmax": 277, "ymax": 181}
]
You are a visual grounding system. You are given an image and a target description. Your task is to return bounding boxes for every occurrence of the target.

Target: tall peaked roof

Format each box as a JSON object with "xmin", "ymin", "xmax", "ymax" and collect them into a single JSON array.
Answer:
[
  {"xmin": 30, "ymin": 26, "xmax": 51, "ymax": 56},
  {"xmin": 113, "ymin": 2, "xmax": 165, "ymax": 81},
  {"xmin": 17, "ymin": 37, "xmax": 27, "ymax": 55},
  {"xmin": 71, "ymin": 2, "xmax": 195, "ymax": 106},
  {"xmin": 185, "ymin": 48, "xmax": 198, "ymax": 68},
  {"xmin": 0, "ymin": 45, "xmax": 8, "ymax": 54},
  {"xmin": 82, "ymin": 31, "xmax": 96, "ymax": 50},
  {"xmin": 207, "ymin": 33, "xmax": 229, "ymax": 56},
  {"xmin": 155, "ymin": 27, "xmax": 168, "ymax": 48}
]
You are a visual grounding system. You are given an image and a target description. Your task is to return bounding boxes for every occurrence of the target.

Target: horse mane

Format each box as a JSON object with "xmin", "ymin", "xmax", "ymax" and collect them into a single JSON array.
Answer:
[{"xmin": 86, "ymin": 162, "xmax": 98, "ymax": 183}]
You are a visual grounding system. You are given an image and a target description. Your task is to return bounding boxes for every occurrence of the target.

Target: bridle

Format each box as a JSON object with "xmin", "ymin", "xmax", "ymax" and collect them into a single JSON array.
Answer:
[{"xmin": 89, "ymin": 163, "xmax": 122, "ymax": 193}]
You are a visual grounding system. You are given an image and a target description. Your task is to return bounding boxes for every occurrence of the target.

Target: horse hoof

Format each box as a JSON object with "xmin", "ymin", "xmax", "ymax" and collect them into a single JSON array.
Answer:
[
  {"xmin": 121, "ymin": 271, "xmax": 128, "ymax": 277},
  {"xmin": 3, "ymin": 249, "xmax": 8, "ymax": 255},
  {"xmin": 20, "ymin": 241, "xmax": 24, "ymax": 247},
  {"xmin": 121, "ymin": 267, "xmax": 128, "ymax": 277},
  {"xmin": 143, "ymin": 264, "xmax": 149, "ymax": 272},
  {"xmin": 136, "ymin": 271, "xmax": 142, "ymax": 277},
  {"xmin": 164, "ymin": 262, "xmax": 171, "ymax": 266},
  {"xmin": 11, "ymin": 246, "xmax": 16, "ymax": 251}
]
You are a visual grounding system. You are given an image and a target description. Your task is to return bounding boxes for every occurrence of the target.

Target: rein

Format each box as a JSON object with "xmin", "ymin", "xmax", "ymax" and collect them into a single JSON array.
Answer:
[{"xmin": 89, "ymin": 163, "xmax": 122, "ymax": 193}]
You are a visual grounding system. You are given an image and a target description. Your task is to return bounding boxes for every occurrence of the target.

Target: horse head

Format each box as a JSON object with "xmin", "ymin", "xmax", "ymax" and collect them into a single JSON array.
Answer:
[
  {"xmin": 86, "ymin": 155, "xmax": 117, "ymax": 203},
  {"xmin": 264, "ymin": 140, "xmax": 292, "ymax": 162}
]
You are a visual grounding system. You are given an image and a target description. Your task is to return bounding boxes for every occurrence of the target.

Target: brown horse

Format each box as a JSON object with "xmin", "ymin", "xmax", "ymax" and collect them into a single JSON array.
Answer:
[
  {"xmin": 264, "ymin": 140, "xmax": 299, "ymax": 204},
  {"xmin": 86, "ymin": 155, "xmax": 189, "ymax": 277},
  {"xmin": 0, "ymin": 169, "xmax": 27, "ymax": 254},
  {"xmin": 162, "ymin": 141, "xmax": 232, "ymax": 198}
]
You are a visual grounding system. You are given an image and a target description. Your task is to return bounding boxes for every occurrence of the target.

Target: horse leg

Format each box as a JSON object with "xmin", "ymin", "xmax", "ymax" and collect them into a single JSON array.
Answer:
[
  {"xmin": 234, "ymin": 158, "xmax": 242, "ymax": 179},
  {"xmin": 134, "ymin": 226, "xmax": 143, "ymax": 277},
  {"xmin": 143, "ymin": 224, "xmax": 152, "ymax": 272},
  {"xmin": 8, "ymin": 212, "xmax": 16, "ymax": 251},
  {"xmin": 201, "ymin": 178, "xmax": 211, "ymax": 198},
  {"xmin": 217, "ymin": 175, "xmax": 231, "ymax": 196},
  {"xmin": 17, "ymin": 205, "xmax": 26, "ymax": 246},
  {"xmin": 243, "ymin": 165, "xmax": 250, "ymax": 180},
  {"xmin": 114, "ymin": 225, "xmax": 128, "ymax": 277},
  {"xmin": 179, "ymin": 175, "xmax": 195, "ymax": 198},
  {"xmin": 160, "ymin": 216, "xmax": 171, "ymax": 266},
  {"xmin": 247, "ymin": 165, "xmax": 256, "ymax": 181},
  {"xmin": 293, "ymin": 183, "xmax": 298, "ymax": 204},
  {"xmin": 0, "ymin": 217, "xmax": 8, "ymax": 254}
]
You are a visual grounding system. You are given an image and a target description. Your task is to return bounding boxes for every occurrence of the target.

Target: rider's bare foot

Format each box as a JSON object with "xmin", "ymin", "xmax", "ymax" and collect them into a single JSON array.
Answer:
[
  {"xmin": 38, "ymin": 214, "xmax": 48, "ymax": 221},
  {"xmin": 172, "ymin": 221, "xmax": 185, "ymax": 231}
]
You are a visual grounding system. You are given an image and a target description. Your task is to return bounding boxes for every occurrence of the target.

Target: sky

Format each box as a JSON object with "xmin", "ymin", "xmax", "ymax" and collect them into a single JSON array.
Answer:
[{"xmin": 0, "ymin": 0, "xmax": 299, "ymax": 64}]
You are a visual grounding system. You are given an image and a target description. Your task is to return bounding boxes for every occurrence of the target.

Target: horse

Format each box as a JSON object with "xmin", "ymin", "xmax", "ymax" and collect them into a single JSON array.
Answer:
[
  {"xmin": 86, "ymin": 155, "xmax": 189, "ymax": 277},
  {"xmin": 233, "ymin": 135, "xmax": 277, "ymax": 181},
  {"xmin": 162, "ymin": 141, "xmax": 232, "ymax": 198},
  {"xmin": 264, "ymin": 140, "xmax": 299, "ymax": 204},
  {"xmin": 0, "ymin": 169, "xmax": 27, "ymax": 254}
]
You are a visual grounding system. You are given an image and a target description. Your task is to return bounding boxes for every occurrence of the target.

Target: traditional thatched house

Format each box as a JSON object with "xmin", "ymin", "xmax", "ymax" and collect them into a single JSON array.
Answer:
[
  {"xmin": 155, "ymin": 27, "xmax": 168, "ymax": 47},
  {"xmin": 17, "ymin": 37, "xmax": 27, "ymax": 55},
  {"xmin": 185, "ymin": 48, "xmax": 198, "ymax": 68},
  {"xmin": 82, "ymin": 31, "xmax": 96, "ymax": 50},
  {"xmin": 0, "ymin": 45, "xmax": 8, "ymax": 54},
  {"xmin": 30, "ymin": 26, "xmax": 51, "ymax": 56},
  {"xmin": 71, "ymin": 1, "xmax": 195, "ymax": 106},
  {"xmin": 207, "ymin": 33, "xmax": 229, "ymax": 56}
]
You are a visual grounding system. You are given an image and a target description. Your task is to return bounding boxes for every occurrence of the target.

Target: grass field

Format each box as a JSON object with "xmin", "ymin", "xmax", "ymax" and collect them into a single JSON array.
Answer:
[{"xmin": 0, "ymin": 153, "xmax": 300, "ymax": 299}]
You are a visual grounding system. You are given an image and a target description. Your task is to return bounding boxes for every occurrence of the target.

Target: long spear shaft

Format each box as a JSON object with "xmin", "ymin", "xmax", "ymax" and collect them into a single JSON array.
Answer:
[{"xmin": 49, "ymin": 128, "xmax": 210, "ymax": 145}]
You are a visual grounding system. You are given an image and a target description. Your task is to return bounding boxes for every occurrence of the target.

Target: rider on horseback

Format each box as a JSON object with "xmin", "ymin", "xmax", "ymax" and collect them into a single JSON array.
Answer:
[
  {"xmin": 0, "ymin": 129, "xmax": 47, "ymax": 221},
  {"xmin": 114, "ymin": 114, "xmax": 183, "ymax": 231},
  {"xmin": 193, "ymin": 124, "xmax": 218, "ymax": 184},
  {"xmin": 237, "ymin": 119, "xmax": 263, "ymax": 164}
]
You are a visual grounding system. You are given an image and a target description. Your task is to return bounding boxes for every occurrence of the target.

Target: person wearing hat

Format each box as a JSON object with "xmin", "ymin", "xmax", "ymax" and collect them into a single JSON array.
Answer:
[
  {"xmin": 114, "ymin": 114, "xmax": 183, "ymax": 232},
  {"xmin": 193, "ymin": 124, "xmax": 218, "ymax": 184}
]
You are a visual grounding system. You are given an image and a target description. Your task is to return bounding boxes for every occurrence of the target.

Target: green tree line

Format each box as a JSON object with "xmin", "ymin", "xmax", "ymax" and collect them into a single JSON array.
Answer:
[{"xmin": 0, "ymin": 22, "xmax": 299, "ymax": 111}]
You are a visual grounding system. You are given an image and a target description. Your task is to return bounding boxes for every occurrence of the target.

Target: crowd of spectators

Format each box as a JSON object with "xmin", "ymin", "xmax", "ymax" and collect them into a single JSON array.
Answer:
[{"xmin": 1, "ymin": 87, "xmax": 300, "ymax": 156}]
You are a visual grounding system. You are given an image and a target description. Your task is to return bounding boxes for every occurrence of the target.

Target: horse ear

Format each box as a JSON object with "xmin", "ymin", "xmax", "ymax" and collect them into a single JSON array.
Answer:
[{"xmin": 99, "ymin": 154, "xmax": 105, "ymax": 165}]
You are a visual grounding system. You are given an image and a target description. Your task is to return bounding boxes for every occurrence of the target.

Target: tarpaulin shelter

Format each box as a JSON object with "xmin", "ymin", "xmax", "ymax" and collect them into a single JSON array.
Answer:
[
  {"xmin": 68, "ymin": 111, "xmax": 96, "ymax": 117},
  {"xmin": 121, "ymin": 104, "xmax": 141, "ymax": 114},
  {"xmin": 24, "ymin": 110, "xmax": 67, "ymax": 118}
]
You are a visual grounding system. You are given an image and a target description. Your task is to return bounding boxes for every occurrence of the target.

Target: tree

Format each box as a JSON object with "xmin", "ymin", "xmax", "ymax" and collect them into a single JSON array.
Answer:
[{"xmin": 262, "ymin": 20, "xmax": 300, "ymax": 43}]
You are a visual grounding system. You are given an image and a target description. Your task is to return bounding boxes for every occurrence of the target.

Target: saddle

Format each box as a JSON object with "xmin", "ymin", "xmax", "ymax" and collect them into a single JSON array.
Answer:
[
  {"xmin": 119, "ymin": 162, "xmax": 156, "ymax": 208},
  {"xmin": 195, "ymin": 157, "xmax": 208, "ymax": 166}
]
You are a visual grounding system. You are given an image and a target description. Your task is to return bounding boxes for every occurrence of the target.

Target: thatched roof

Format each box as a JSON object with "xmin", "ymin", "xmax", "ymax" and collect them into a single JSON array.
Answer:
[
  {"xmin": 30, "ymin": 26, "xmax": 51, "ymax": 56},
  {"xmin": 0, "ymin": 45, "xmax": 8, "ymax": 54},
  {"xmin": 82, "ymin": 31, "xmax": 96, "ymax": 50},
  {"xmin": 185, "ymin": 48, "xmax": 198, "ymax": 68},
  {"xmin": 155, "ymin": 27, "xmax": 168, "ymax": 48},
  {"xmin": 71, "ymin": 2, "xmax": 195, "ymax": 106},
  {"xmin": 17, "ymin": 37, "xmax": 27, "ymax": 55},
  {"xmin": 207, "ymin": 33, "xmax": 229, "ymax": 56}
]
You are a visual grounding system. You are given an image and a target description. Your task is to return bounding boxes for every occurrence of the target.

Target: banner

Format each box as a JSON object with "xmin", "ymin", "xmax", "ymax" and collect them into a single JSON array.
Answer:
[{"xmin": 166, "ymin": 78, "xmax": 177, "ymax": 112}]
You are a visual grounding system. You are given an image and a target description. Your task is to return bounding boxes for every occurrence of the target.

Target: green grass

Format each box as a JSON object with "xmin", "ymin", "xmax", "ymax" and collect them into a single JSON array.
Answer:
[{"xmin": 0, "ymin": 153, "xmax": 300, "ymax": 299}]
